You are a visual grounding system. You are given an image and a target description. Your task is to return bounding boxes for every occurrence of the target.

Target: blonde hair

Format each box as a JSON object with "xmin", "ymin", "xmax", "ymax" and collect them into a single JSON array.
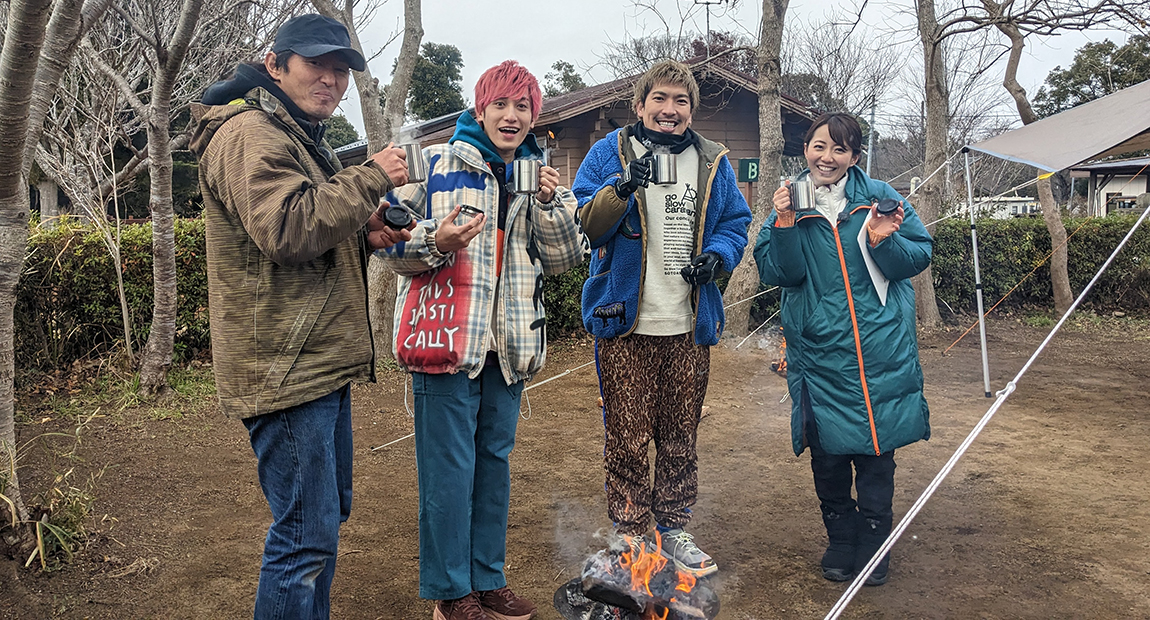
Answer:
[{"xmin": 632, "ymin": 60, "xmax": 699, "ymax": 113}]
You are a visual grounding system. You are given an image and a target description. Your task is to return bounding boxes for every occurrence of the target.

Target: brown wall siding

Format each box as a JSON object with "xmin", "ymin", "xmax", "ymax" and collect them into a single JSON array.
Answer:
[
  {"xmin": 372, "ymin": 81, "xmax": 799, "ymax": 209},
  {"xmin": 539, "ymin": 86, "xmax": 763, "ymax": 203}
]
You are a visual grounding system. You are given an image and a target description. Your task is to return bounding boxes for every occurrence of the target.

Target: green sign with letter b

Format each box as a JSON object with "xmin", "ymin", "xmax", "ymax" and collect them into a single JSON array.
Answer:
[{"xmin": 738, "ymin": 158, "xmax": 759, "ymax": 183}]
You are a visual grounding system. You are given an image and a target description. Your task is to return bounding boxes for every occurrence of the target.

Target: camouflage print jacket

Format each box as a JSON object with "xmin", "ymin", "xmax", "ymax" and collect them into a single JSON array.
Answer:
[{"xmin": 190, "ymin": 88, "xmax": 395, "ymax": 419}]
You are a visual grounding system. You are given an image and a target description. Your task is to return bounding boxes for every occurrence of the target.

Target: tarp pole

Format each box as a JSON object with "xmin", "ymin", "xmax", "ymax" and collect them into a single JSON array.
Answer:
[{"xmin": 964, "ymin": 149, "xmax": 992, "ymax": 398}]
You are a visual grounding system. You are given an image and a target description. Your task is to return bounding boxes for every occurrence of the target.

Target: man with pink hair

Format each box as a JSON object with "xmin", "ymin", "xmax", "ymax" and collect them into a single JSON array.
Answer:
[{"xmin": 377, "ymin": 61, "xmax": 587, "ymax": 620}]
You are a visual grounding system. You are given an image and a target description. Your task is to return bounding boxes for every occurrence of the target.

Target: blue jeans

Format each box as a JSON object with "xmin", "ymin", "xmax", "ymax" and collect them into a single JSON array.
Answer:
[
  {"xmin": 412, "ymin": 365, "xmax": 523, "ymax": 600},
  {"xmin": 243, "ymin": 384, "xmax": 353, "ymax": 620}
]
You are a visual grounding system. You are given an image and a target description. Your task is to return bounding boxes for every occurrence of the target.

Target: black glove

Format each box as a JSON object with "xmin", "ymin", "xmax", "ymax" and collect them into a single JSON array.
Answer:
[
  {"xmin": 613, "ymin": 153, "xmax": 653, "ymax": 199},
  {"xmin": 680, "ymin": 252, "xmax": 723, "ymax": 286}
]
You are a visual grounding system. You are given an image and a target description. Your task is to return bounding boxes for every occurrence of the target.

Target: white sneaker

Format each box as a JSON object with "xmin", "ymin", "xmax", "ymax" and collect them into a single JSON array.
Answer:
[{"xmin": 658, "ymin": 528, "xmax": 718, "ymax": 577}]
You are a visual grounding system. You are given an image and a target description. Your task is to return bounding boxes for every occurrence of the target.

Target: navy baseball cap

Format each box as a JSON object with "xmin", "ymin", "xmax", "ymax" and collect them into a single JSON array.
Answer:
[{"xmin": 272, "ymin": 14, "xmax": 366, "ymax": 72}]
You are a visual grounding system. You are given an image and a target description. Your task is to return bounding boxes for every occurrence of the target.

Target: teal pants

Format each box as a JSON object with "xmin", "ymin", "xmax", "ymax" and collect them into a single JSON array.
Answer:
[{"xmin": 412, "ymin": 365, "xmax": 524, "ymax": 600}]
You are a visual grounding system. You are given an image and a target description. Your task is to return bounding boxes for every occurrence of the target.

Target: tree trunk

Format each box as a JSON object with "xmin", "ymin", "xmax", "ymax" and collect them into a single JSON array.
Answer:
[
  {"xmin": 21, "ymin": 0, "xmax": 113, "ymax": 180},
  {"xmin": 37, "ymin": 180, "xmax": 58, "ymax": 228},
  {"xmin": 381, "ymin": 0, "xmax": 423, "ymax": 144},
  {"xmin": 137, "ymin": 103, "xmax": 178, "ymax": 396},
  {"xmin": 137, "ymin": 0, "xmax": 204, "ymax": 396},
  {"xmin": 313, "ymin": 0, "xmax": 423, "ymax": 362},
  {"xmin": 0, "ymin": 0, "xmax": 55, "ymax": 540},
  {"xmin": 724, "ymin": 0, "xmax": 789, "ymax": 337},
  {"xmin": 995, "ymin": 19, "xmax": 1074, "ymax": 314},
  {"xmin": 913, "ymin": 0, "xmax": 947, "ymax": 327}
]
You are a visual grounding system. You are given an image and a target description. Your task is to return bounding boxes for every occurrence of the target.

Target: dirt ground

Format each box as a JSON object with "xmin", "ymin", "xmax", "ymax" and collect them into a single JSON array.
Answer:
[{"xmin": 3, "ymin": 316, "xmax": 1150, "ymax": 620}]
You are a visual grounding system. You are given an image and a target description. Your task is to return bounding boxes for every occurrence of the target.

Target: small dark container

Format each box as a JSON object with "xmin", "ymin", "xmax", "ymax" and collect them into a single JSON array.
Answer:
[
  {"xmin": 457, "ymin": 204, "xmax": 483, "ymax": 224},
  {"xmin": 383, "ymin": 205, "xmax": 413, "ymax": 229},
  {"xmin": 875, "ymin": 198, "xmax": 901, "ymax": 215}
]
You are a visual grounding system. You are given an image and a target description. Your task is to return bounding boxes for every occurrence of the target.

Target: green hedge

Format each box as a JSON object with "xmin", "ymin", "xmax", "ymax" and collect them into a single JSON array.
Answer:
[
  {"xmin": 932, "ymin": 214, "xmax": 1150, "ymax": 313},
  {"xmin": 16, "ymin": 219, "xmax": 588, "ymax": 371},
  {"xmin": 18, "ymin": 219, "xmax": 210, "ymax": 371},
  {"xmin": 17, "ymin": 214, "xmax": 1150, "ymax": 371}
]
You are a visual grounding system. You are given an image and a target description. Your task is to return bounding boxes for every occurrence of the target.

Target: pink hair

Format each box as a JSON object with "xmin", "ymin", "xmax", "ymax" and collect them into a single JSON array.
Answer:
[{"xmin": 474, "ymin": 60, "xmax": 542, "ymax": 122}]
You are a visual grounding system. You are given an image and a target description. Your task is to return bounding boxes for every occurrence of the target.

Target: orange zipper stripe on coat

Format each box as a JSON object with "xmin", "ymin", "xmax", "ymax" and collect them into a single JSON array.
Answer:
[{"xmin": 832, "ymin": 226, "xmax": 881, "ymax": 456}]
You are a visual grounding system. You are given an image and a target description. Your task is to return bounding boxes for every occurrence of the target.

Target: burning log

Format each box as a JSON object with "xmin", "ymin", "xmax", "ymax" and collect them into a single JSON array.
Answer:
[
  {"xmin": 554, "ymin": 533, "xmax": 720, "ymax": 620},
  {"xmin": 554, "ymin": 577, "xmax": 643, "ymax": 620}
]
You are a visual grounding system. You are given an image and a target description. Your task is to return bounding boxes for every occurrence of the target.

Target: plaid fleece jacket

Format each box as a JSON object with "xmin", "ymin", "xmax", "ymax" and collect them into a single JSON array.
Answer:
[{"xmin": 377, "ymin": 140, "xmax": 588, "ymax": 384}]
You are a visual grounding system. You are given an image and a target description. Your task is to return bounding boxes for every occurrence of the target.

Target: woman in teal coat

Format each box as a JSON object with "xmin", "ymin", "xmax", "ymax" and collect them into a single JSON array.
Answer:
[{"xmin": 754, "ymin": 113, "xmax": 932, "ymax": 586}]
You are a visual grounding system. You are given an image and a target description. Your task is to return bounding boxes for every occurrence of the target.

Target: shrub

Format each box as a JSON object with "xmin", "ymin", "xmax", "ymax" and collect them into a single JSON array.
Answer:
[
  {"xmin": 542, "ymin": 262, "xmax": 589, "ymax": 338},
  {"xmin": 17, "ymin": 214, "xmax": 1150, "ymax": 373},
  {"xmin": 17, "ymin": 219, "xmax": 209, "ymax": 371},
  {"xmin": 932, "ymin": 214, "xmax": 1150, "ymax": 314}
]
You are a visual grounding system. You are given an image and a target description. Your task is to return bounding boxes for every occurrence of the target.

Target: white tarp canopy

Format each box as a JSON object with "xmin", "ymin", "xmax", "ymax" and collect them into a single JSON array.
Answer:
[{"xmin": 967, "ymin": 79, "xmax": 1150, "ymax": 172}]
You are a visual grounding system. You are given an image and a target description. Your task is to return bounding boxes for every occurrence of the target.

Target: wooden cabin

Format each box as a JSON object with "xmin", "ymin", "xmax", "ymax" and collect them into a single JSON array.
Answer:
[{"xmin": 336, "ymin": 58, "xmax": 817, "ymax": 206}]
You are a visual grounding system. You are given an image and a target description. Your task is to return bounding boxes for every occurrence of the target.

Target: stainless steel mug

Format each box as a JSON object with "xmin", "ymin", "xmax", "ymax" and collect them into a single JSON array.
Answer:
[
  {"xmin": 512, "ymin": 159, "xmax": 541, "ymax": 195},
  {"xmin": 652, "ymin": 151, "xmax": 677, "ymax": 185},
  {"xmin": 788, "ymin": 179, "xmax": 816, "ymax": 213},
  {"xmin": 401, "ymin": 143, "xmax": 427, "ymax": 183}
]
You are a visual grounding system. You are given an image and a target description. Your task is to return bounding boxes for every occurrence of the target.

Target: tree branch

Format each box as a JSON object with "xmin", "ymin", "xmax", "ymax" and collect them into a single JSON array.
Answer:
[
  {"xmin": 112, "ymin": 1, "xmax": 160, "ymax": 49},
  {"xmin": 80, "ymin": 38, "xmax": 149, "ymax": 116}
]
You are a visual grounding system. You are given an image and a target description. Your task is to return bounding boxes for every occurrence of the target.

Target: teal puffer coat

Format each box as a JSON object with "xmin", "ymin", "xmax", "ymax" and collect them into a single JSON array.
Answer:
[{"xmin": 754, "ymin": 166, "xmax": 932, "ymax": 456}]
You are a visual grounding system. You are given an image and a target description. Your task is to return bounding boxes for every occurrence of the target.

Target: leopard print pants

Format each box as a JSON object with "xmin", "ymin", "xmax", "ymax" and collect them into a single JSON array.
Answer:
[{"xmin": 597, "ymin": 333, "xmax": 710, "ymax": 535}]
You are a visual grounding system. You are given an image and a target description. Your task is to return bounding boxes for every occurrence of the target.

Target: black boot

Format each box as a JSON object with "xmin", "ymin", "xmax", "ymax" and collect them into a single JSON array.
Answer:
[
  {"xmin": 820, "ymin": 509, "xmax": 858, "ymax": 581},
  {"xmin": 855, "ymin": 516, "xmax": 891, "ymax": 586}
]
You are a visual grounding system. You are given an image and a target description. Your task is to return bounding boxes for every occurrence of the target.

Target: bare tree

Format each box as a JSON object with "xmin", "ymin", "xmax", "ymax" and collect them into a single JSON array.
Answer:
[
  {"xmin": 787, "ymin": 18, "xmax": 903, "ymax": 115},
  {"xmin": 311, "ymin": 0, "xmax": 422, "ymax": 360},
  {"xmin": 35, "ymin": 82, "xmax": 139, "ymax": 364},
  {"xmin": 967, "ymin": 0, "xmax": 1137, "ymax": 314},
  {"xmin": 909, "ymin": 0, "xmax": 1150, "ymax": 317},
  {"xmin": 723, "ymin": 0, "xmax": 790, "ymax": 336},
  {"xmin": 80, "ymin": 0, "xmax": 302, "ymax": 396},
  {"xmin": 598, "ymin": 32, "xmax": 694, "ymax": 78},
  {"xmin": 1, "ymin": 0, "xmax": 109, "ymax": 550},
  {"xmin": 22, "ymin": 0, "xmax": 115, "ymax": 181},
  {"xmin": 913, "ymin": 0, "xmax": 950, "ymax": 327}
]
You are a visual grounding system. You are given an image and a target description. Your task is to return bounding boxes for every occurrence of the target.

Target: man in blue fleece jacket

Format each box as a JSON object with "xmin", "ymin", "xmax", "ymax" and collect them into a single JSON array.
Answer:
[{"xmin": 571, "ymin": 60, "xmax": 751, "ymax": 577}]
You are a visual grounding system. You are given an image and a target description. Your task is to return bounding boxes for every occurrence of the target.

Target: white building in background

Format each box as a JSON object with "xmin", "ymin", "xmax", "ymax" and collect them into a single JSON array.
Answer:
[
  {"xmin": 970, "ymin": 195, "xmax": 1041, "ymax": 219},
  {"xmin": 1069, "ymin": 156, "xmax": 1150, "ymax": 216}
]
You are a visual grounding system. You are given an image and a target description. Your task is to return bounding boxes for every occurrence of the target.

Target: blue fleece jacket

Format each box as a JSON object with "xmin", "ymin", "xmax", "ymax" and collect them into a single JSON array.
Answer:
[{"xmin": 572, "ymin": 126, "xmax": 751, "ymax": 345}]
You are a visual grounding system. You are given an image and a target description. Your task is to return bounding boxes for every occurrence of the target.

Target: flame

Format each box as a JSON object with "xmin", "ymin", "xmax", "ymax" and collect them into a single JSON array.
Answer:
[
  {"xmin": 675, "ymin": 570, "xmax": 697, "ymax": 593},
  {"xmin": 771, "ymin": 333, "xmax": 788, "ymax": 376},
  {"xmin": 620, "ymin": 533, "xmax": 667, "ymax": 598}
]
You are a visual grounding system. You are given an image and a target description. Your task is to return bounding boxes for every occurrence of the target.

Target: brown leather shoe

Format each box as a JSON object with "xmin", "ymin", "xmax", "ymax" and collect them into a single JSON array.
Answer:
[
  {"xmin": 433, "ymin": 593, "xmax": 487, "ymax": 620},
  {"xmin": 476, "ymin": 586, "xmax": 537, "ymax": 620}
]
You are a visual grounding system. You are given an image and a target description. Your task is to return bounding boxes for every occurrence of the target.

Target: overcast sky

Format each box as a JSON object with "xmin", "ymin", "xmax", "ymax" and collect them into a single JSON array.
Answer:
[{"xmin": 333, "ymin": 0, "xmax": 1135, "ymax": 137}]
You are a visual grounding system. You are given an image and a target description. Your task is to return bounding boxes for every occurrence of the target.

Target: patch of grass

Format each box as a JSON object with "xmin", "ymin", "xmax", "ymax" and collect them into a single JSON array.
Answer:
[
  {"xmin": 168, "ymin": 365, "xmax": 216, "ymax": 398},
  {"xmin": 28, "ymin": 466, "xmax": 105, "ymax": 571},
  {"xmin": 20, "ymin": 362, "xmax": 218, "ymax": 424},
  {"xmin": 1021, "ymin": 313, "xmax": 1055, "ymax": 328},
  {"xmin": 376, "ymin": 356, "xmax": 403, "ymax": 373}
]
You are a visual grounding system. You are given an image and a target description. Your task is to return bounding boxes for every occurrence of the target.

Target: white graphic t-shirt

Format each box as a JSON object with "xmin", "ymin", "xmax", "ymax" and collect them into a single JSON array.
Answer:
[{"xmin": 632, "ymin": 138, "xmax": 699, "ymax": 336}]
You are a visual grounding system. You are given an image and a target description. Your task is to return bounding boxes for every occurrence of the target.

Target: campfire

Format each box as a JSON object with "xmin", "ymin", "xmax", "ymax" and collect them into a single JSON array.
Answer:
[
  {"xmin": 770, "ymin": 329, "xmax": 787, "ymax": 378},
  {"xmin": 554, "ymin": 531, "xmax": 719, "ymax": 620}
]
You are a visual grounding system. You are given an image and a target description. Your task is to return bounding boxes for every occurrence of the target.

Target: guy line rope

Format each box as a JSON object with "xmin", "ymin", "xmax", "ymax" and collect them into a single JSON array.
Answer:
[
  {"xmin": 370, "ymin": 286, "xmax": 780, "ymax": 451},
  {"xmin": 942, "ymin": 158, "xmax": 1150, "ymax": 354},
  {"xmin": 825, "ymin": 203, "xmax": 1150, "ymax": 620}
]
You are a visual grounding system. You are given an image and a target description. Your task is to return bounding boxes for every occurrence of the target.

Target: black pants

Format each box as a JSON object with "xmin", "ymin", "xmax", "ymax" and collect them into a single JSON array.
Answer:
[{"xmin": 803, "ymin": 389, "xmax": 896, "ymax": 526}]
